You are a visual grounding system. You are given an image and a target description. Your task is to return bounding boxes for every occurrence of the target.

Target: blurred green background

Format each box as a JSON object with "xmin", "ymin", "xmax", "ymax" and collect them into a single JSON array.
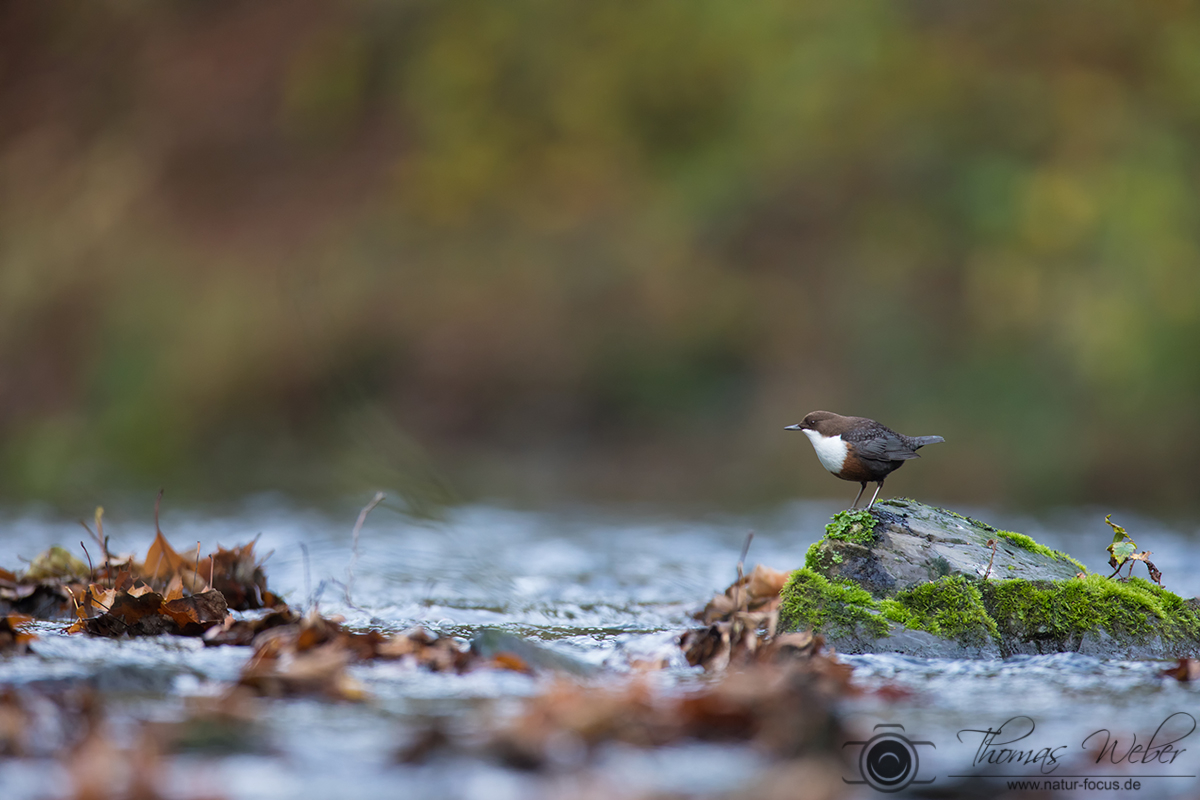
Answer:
[{"xmin": 2, "ymin": 1, "xmax": 1199, "ymax": 513}]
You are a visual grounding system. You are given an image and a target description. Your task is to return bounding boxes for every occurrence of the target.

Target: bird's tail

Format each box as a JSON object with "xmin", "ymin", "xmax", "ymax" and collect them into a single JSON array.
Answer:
[{"xmin": 910, "ymin": 435, "xmax": 945, "ymax": 448}]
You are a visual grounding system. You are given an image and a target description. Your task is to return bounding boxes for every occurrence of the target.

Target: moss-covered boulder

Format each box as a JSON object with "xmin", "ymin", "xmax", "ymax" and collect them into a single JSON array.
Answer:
[
  {"xmin": 781, "ymin": 500, "xmax": 1200, "ymax": 659},
  {"xmin": 804, "ymin": 499, "xmax": 1084, "ymax": 595}
]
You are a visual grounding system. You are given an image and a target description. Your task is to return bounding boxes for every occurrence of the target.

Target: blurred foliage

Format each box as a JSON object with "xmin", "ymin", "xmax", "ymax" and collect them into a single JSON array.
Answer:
[{"xmin": 2, "ymin": 0, "xmax": 1200, "ymax": 511}]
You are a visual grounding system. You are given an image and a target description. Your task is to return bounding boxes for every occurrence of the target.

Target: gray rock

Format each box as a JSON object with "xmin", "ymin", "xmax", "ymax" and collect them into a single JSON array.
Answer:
[
  {"xmin": 809, "ymin": 498, "xmax": 1082, "ymax": 596},
  {"xmin": 825, "ymin": 622, "xmax": 1002, "ymax": 659}
]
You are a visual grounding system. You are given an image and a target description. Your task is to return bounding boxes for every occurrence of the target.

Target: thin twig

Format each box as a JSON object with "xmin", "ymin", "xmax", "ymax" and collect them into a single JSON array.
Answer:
[
  {"xmin": 80, "ymin": 542, "xmax": 94, "ymax": 581},
  {"xmin": 95, "ymin": 507, "xmax": 110, "ymax": 580},
  {"xmin": 154, "ymin": 489, "xmax": 164, "ymax": 534},
  {"xmin": 731, "ymin": 531, "xmax": 755, "ymax": 616},
  {"xmin": 345, "ymin": 492, "xmax": 385, "ymax": 606},
  {"xmin": 193, "ymin": 541, "xmax": 202, "ymax": 593},
  {"xmin": 300, "ymin": 542, "xmax": 312, "ymax": 612}
]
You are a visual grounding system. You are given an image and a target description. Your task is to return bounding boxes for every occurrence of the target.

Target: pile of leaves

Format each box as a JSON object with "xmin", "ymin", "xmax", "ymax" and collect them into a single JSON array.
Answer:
[
  {"xmin": 681, "ymin": 562, "xmax": 791, "ymax": 670},
  {"xmin": 0, "ymin": 495, "xmax": 594, "ymax": 706},
  {"xmin": 234, "ymin": 611, "xmax": 476, "ymax": 702},
  {"xmin": 0, "ymin": 500, "xmax": 280, "ymax": 639},
  {"xmin": 63, "ymin": 509, "xmax": 276, "ymax": 638},
  {"xmin": 485, "ymin": 636, "xmax": 852, "ymax": 770}
]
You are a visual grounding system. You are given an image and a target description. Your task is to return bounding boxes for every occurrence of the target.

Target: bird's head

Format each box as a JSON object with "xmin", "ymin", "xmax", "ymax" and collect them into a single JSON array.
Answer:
[{"xmin": 785, "ymin": 410, "xmax": 838, "ymax": 434}]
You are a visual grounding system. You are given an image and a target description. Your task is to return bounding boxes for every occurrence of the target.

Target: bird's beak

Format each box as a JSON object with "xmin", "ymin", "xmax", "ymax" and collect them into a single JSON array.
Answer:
[{"xmin": 784, "ymin": 424, "xmax": 802, "ymax": 431}]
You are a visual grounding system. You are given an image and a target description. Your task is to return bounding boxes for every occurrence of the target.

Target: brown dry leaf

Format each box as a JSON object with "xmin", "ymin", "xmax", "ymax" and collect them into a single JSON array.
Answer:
[
  {"xmin": 681, "ymin": 623, "xmax": 731, "ymax": 671},
  {"xmin": 69, "ymin": 581, "xmax": 228, "ymax": 638},
  {"xmin": 163, "ymin": 574, "xmax": 185, "ymax": 602},
  {"xmin": 0, "ymin": 614, "xmax": 36, "ymax": 654},
  {"xmin": 160, "ymin": 591, "xmax": 229, "ymax": 635},
  {"xmin": 628, "ymin": 656, "xmax": 670, "ymax": 672},
  {"xmin": 487, "ymin": 679, "xmax": 663, "ymax": 768},
  {"xmin": 684, "ymin": 563, "xmax": 804, "ymax": 672},
  {"xmin": 238, "ymin": 639, "xmax": 366, "ymax": 702},
  {"xmin": 293, "ymin": 608, "xmax": 346, "ymax": 652},
  {"xmin": 197, "ymin": 541, "xmax": 278, "ymax": 610},
  {"xmin": 232, "ymin": 612, "xmax": 478, "ymax": 700},
  {"xmin": 0, "ymin": 580, "xmax": 76, "ymax": 619},
  {"xmin": 373, "ymin": 627, "xmax": 474, "ymax": 672},
  {"xmin": 125, "ymin": 582, "xmax": 158, "ymax": 599},
  {"xmin": 486, "ymin": 651, "xmax": 851, "ymax": 770},
  {"xmin": 682, "ymin": 606, "xmax": 783, "ymax": 671},
  {"xmin": 1162, "ymin": 657, "xmax": 1200, "ymax": 681},
  {"xmin": 746, "ymin": 565, "xmax": 789, "ymax": 601},
  {"xmin": 80, "ymin": 589, "xmax": 172, "ymax": 637},
  {"xmin": 491, "ymin": 652, "xmax": 533, "ymax": 673},
  {"xmin": 696, "ymin": 564, "xmax": 787, "ymax": 626},
  {"xmin": 142, "ymin": 530, "xmax": 190, "ymax": 587},
  {"xmin": 0, "ymin": 688, "xmax": 29, "ymax": 755},
  {"xmin": 202, "ymin": 608, "xmax": 299, "ymax": 647}
]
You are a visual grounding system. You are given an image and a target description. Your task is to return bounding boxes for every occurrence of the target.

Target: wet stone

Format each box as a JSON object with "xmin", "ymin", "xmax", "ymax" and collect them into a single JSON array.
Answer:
[
  {"xmin": 782, "ymin": 500, "xmax": 1200, "ymax": 660},
  {"xmin": 809, "ymin": 499, "xmax": 1083, "ymax": 594}
]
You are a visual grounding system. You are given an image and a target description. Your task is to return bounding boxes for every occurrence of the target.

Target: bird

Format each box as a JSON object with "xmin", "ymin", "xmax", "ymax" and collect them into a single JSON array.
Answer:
[{"xmin": 785, "ymin": 411, "xmax": 944, "ymax": 509}]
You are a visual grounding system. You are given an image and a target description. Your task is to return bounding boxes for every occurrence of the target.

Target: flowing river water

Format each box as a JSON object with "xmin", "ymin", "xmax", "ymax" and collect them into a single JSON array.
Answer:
[{"xmin": 1, "ymin": 498, "xmax": 1199, "ymax": 799}]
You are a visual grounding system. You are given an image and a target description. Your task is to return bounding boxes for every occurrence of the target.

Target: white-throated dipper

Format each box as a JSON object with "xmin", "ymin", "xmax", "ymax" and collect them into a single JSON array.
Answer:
[{"xmin": 785, "ymin": 411, "xmax": 944, "ymax": 509}]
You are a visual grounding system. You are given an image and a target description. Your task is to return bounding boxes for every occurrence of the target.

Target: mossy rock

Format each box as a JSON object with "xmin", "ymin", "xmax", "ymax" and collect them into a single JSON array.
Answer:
[
  {"xmin": 782, "ymin": 501, "xmax": 1200, "ymax": 659},
  {"xmin": 805, "ymin": 499, "xmax": 1083, "ymax": 596}
]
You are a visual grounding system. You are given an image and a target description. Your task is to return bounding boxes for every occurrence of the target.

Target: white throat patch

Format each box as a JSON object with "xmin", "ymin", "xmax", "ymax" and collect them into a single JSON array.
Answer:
[{"xmin": 802, "ymin": 429, "xmax": 848, "ymax": 474}]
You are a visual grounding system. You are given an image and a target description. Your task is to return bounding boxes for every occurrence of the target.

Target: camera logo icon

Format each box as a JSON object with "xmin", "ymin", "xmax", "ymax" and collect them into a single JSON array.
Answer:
[{"xmin": 843, "ymin": 724, "xmax": 936, "ymax": 792}]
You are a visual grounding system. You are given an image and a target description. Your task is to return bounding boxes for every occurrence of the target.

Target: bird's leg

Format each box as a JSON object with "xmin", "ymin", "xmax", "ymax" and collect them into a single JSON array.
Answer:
[
  {"xmin": 866, "ymin": 480, "xmax": 885, "ymax": 508},
  {"xmin": 851, "ymin": 482, "xmax": 867, "ymax": 509}
]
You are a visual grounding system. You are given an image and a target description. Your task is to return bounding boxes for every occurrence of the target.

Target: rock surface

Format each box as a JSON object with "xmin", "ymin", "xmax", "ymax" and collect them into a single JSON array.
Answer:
[
  {"xmin": 806, "ymin": 499, "xmax": 1084, "ymax": 593},
  {"xmin": 780, "ymin": 500, "xmax": 1200, "ymax": 660}
]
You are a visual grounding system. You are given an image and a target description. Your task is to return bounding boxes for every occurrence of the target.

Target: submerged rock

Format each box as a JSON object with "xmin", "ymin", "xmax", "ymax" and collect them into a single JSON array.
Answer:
[{"xmin": 780, "ymin": 499, "xmax": 1200, "ymax": 659}]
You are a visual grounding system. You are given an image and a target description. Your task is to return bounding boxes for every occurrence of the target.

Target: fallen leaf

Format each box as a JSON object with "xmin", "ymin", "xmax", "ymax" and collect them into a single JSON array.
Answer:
[
  {"xmin": 143, "ymin": 531, "xmax": 190, "ymax": 587},
  {"xmin": 69, "ymin": 582, "xmax": 228, "ymax": 637},
  {"xmin": 160, "ymin": 591, "xmax": 229, "ymax": 635},
  {"xmin": 238, "ymin": 639, "xmax": 366, "ymax": 702},
  {"xmin": 746, "ymin": 565, "xmax": 789, "ymax": 601},
  {"xmin": 1162, "ymin": 658, "xmax": 1200, "ymax": 681},
  {"xmin": 202, "ymin": 608, "xmax": 299, "ymax": 647},
  {"xmin": 197, "ymin": 541, "xmax": 278, "ymax": 610},
  {"xmin": 0, "ymin": 614, "xmax": 36, "ymax": 654}
]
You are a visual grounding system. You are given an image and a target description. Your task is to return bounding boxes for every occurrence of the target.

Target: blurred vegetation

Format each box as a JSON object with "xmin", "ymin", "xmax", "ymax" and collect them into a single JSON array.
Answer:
[{"xmin": 2, "ymin": 1, "xmax": 1200, "ymax": 512}]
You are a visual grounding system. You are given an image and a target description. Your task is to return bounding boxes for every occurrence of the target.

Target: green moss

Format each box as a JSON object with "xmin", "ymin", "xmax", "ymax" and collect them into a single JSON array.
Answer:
[
  {"xmin": 824, "ymin": 509, "xmax": 876, "ymax": 544},
  {"xmin": 778, "ymin": 568, "xmax": 889, "ymax": 638},
  {"xmin": 879, "ymin": 577, "xmax": 999, "ymax": 646},
  {"xmin": 781, "ymin": 565, "xmax": 1200, "ymax": 651},
  {"xmin": 804, "ymin": 509, "xmax": 875, "ymax": 573},
  {"xmin": 995, "ymin": 530, "xmax": 1087, "ymax": 574},
  {"xmin": 804, "ymin": 540, "xmax": 842, "ymax": 572},
  {"xmin": 981, "ymin": 575, "xmax": 1200, "ymax": 644},
  {"xmin": 804, "ymin": 541, "xmax": 821, "ymax": 571}
]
